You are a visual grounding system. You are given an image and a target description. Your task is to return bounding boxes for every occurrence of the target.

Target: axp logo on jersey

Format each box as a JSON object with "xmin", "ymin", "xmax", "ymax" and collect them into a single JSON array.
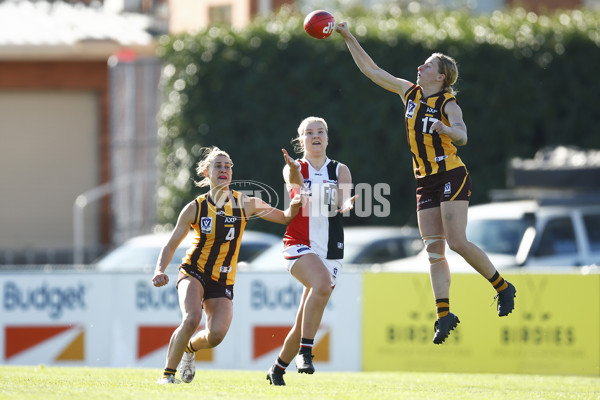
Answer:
[{"xmin": 223, "ymin": 216, "xmax": 237, "ymax": 225}]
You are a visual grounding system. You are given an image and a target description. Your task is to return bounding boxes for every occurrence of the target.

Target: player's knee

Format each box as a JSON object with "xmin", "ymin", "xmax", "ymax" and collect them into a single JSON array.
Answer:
[
  {"xmin": 311, "ymin": 281, "xmax": 332, "ymax": 299},
  {"xmin": 181, "ymin": 312, "xmax": 202, "ymax": 333},
  {"xmin": 206, "ymin": 330, "xmax": 227, "ymax": 348},
  {"xmin": 423, "ymin": 236, "xmax": 446, "ymax": 264},
  {"xmin": 446, "ymin": 238, "xmax": 468, "ymax": 255},
  {"xmin": 428, "ymin": 255, "xmax": 446, "ymax": 265}
]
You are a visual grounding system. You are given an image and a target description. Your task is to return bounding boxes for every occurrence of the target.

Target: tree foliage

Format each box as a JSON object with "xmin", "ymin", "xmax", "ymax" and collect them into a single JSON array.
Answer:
[{"xmin": 156, "ymin": 6, "xmax": 600, "ymax": 231}]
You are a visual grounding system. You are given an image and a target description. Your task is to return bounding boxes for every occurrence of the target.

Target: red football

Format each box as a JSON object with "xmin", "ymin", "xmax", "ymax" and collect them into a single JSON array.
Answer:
[{"xmin": 303, "ymin": 10, "xmax": 335, "ymax": 39}]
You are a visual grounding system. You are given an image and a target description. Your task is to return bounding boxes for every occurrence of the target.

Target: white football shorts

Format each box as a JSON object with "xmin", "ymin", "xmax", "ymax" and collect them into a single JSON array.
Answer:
[{"xmin": 283, "ymin": 244, "xmax": 341, "ymax": 288}]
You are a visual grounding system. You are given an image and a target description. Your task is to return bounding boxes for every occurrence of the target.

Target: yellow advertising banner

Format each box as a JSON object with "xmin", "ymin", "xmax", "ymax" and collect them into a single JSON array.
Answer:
[{"xmin": 363, "ymin": 272, "xmax": 599, "ymax": 376}]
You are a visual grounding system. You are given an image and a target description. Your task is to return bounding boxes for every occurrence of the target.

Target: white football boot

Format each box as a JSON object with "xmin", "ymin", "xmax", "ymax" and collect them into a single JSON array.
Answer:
[
  {"xmin": 180, "ymin": 351, "xmax": 196, "ymax": 383},
  {"xmin": 156, "ymin": 375, "xmax": 181, "ymax": 384}
]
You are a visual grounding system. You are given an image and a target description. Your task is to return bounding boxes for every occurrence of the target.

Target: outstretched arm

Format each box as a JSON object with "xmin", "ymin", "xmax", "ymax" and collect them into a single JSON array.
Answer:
[
  {"xmin": 152, "ymin": 201, "xmax": 195, "ymax": 287},
  {"xmin": 244, "ymin": 194, "xmax": 303, "ymax": 225},
  {"xmin": 336, "ymin": 22, "xmax": 413, "ymax": 97},
  {"xmin": 241, "ymin": 149, "xmax": 304, "ymax": 224}
]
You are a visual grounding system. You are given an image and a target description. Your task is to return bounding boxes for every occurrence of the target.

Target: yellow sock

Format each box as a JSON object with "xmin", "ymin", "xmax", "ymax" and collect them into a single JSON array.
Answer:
[
  {"xmin": 488, "ymin": 271, "xmax": 508, "ymax": 292},
  {"xmin": 185, "ymin": 341, "xmax": 196, "ymax": 353},
  {"xmin": 436, "ymin": 298, "xmax": 450, "ymax": 319}
]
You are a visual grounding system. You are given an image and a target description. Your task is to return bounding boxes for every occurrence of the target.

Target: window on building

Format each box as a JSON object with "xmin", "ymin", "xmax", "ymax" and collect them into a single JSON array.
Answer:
[{"xmin": 209, "ymin": 5, "xmax": 232, "ymax": 26}]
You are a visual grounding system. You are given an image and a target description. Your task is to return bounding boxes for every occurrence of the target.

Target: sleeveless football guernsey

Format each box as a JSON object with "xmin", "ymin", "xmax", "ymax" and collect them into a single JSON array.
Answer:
[
  {"xmin": 403, "ymin": 85, "xmax": 466, "ymax": 177},
  {"xmin": 284, "ymin": 158, "xmax": 344, "ymax": 260},
  {"xmin": 181, "ymin": 190, "xmax": 247, "ymax": 285}
]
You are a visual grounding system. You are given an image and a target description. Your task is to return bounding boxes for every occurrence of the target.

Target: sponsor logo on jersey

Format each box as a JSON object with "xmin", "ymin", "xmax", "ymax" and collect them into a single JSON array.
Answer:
[
  {"xmin": 200, "ymin": 217, "xmax": 213, "ymax": 234},
  {"xmin": 337, "ymin": 242, "xmax": 344, "ymax": 249},
  {"xmin": 224, "ymin": 216, "xmax": 237, "ymax": 225},
  {"xmin": 301, "ymin": 180, "xmax": 312, "ymax": 196},
  {"xmin": 426, "ymin": 107, "xmax": 438, "ymax": 115},
  {"xmin": 435, "ymin": 155, "xmax": 449, "ymax": 162},
  {"xmin": 220, "ymin": 266, "xmax": 232, "ymax": 273},
  {"xmin": 406, "ymin": 100, "xmax": 417, "ymax": 118},
  {"xmin": 297, "ymin": 247, "xmax": 311, "ymax": 253}
]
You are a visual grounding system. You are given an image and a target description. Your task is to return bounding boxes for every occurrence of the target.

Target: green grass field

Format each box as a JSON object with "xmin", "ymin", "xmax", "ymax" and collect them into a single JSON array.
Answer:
[{"xmin": 0, "ymin": 366, "xmax": 598, "ymax": 400}]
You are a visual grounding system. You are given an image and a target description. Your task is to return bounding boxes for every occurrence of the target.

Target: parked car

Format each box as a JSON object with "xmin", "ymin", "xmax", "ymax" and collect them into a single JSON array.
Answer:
[
  {"xmin": 239, "ymin": 226, "xmax": 423, "ymax": 271},
  {"xmin": 384, "ymin": 199, "xmax": 600, "ymax": 272},
  {"xmin": 95, "ymin": 230, "xmax": 280, "ymax": 272}
]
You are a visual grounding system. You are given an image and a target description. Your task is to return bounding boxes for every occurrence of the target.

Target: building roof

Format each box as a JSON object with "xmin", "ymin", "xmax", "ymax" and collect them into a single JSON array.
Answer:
[{"xmin": 0, "ymin": 0, "xmax": 156, "ymax": 60}]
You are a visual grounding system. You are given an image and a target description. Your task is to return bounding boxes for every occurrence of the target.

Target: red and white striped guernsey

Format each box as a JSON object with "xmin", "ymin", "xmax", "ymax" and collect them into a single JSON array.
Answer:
[{"xmin": 284, "ymin": 158, "xmax": 344, "ymax": 260}]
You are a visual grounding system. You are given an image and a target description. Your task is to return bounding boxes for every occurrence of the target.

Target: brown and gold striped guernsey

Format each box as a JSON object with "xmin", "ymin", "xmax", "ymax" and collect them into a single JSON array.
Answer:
[
  {"xmin": 403, "ymin": 85, "xmax": 466, "ymax": 178},
  {"xmin": 181, "ymin": 190, "xmax": 247, "ymax": 285}
]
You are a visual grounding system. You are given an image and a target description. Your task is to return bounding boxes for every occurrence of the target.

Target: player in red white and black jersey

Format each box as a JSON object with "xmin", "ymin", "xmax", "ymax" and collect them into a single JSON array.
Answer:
[
  {"xmin": 283, "ymin": 158, "xmax": 345, "ymax": 260},
  {"xmin": 152, "ymin": 146, "xmax": 302, "ymax": 384},
  {"xmin": 336, "ymin": 22, "xmax": 516, "ymax": 345},
  {"xmin": 266, "ymin": 117, "xmax": 357, "ymax": 386}
]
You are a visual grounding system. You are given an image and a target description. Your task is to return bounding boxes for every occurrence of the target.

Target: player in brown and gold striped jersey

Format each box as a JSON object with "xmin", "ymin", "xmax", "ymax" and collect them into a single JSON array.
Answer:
[
  {"xmin": 337, "ymin": 22, "xmax": 517, "ymax": 345},
  {"xmin": 153, "ymin": 146, "xmax": 302, "ymax": 384}
]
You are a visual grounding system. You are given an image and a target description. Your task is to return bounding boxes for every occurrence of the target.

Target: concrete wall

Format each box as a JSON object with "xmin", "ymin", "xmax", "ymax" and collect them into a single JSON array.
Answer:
[{"xmin": 0, "ymin": 91, "xmax": 99, "ymax": 249}]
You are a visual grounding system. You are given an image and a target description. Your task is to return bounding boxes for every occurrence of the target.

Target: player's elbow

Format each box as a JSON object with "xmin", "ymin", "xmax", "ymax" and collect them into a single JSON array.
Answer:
[
  {"xmin": 282, "ymin": 212, "xmax": 296, "ymax": 225},
  {"xmin": 453, "ymin": 134, "xmax": 467, "ymax": 146},
  {"xmin": 359, "ymin": 65, "xmax": 378, "ymax": 79}
]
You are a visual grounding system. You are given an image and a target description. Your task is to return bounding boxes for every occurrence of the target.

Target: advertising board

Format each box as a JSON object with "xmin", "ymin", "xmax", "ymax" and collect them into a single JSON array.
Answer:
[
  {"xmin": 362, "ymin": 273, "xmax": 600, "ymax": 376},
  {"xmin": 0, "ymin": 270, "xmax": 362, "ymax": 371}
]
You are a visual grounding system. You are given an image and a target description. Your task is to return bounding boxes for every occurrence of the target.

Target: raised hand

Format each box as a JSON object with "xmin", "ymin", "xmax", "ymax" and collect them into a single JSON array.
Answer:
[
  {"xmin": 282, "ymin": 148, "xmax": 300, "ymax": 171},
  {"xmin": 337, "ymin": 194, "xmax": 359, "ymax": 214}
]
